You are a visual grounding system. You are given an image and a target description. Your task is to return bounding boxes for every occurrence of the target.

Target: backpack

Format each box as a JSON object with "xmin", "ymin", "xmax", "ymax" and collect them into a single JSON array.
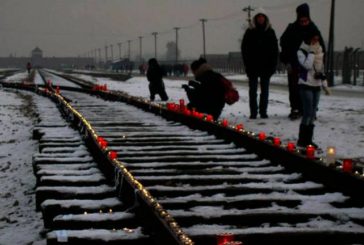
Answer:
[{"xmin": 220, "ymin": 76, "xmax": 239, "ymax": 105}]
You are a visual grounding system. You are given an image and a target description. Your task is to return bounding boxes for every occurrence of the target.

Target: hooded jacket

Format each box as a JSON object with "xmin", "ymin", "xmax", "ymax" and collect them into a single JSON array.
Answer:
[
  {"xmin": 241, "ymin": 12, "xmax": 278, "ymax": 78},
  {"xmin": 187, "ymin": 63, "xmax": 225, "ymax": 119}
]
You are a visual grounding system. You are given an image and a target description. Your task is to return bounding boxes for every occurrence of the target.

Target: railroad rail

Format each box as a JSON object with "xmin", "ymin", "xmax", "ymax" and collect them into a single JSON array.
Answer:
[{"xmin": 1, "ymin": 69, "xmax": 364, "ymax": 245}]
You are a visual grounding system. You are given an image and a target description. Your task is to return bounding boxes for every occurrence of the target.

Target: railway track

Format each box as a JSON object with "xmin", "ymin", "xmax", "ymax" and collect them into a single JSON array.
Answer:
[{"xmin": 2, "ymin": 69, "xmax": 364, "ymax": 245}]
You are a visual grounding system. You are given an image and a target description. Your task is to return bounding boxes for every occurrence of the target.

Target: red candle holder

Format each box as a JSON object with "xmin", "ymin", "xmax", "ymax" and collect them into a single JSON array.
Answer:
[
  {"xmin": 206, "ymin": 115, "xmax": 214, "ymax": 122},
  {"xmin": 258, "ymin": 132, "xmax": 266, "ymax": 141},
  {"xmin": 287, "ymin": 142, "xmax": 295, "ymax": 152},
  {"xmin": 216, "ymin": 233, "xmax": 235, "ymax": 245},
  {"xmin": 184, "ymin": 109, "xmax": 191, "ymax": 116},
  {"xmin": 342, "ymin": 159, "xmax": 353, "ymax": 173},
  {"xmin": 235, "ymin": 124, "xmax": 244, "ymax": 131},
  {"xmin": 109, "ymin": 151, "xmax": 117, "ymax": 160},
  {"xmin": 97, "ymin": 136, "xmax": 105, "ymax": 144},
  {"xmin": 179, "ymin": 99, "xmax": 185, "ymax": 111},
  {"xmin": 273, "ymin": 137, "xmax": 281, "ymax": 146},
  {"xmin": 56, "ymin": 86, "xmax": 60, "ymax": 94},
  {"xmin": 221, "ymin": 119, "xmax": 228, "ymax": 127},
  {"xmin": 306, "ymin": 145, "xmax": 315, "ymax": 159}
]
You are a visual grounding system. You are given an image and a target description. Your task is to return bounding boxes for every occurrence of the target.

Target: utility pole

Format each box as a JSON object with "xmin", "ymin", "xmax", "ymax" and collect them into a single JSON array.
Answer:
[
  {"xmin": 97, "ymin": 48, "xmax": 101, "ymax": 67},
  {"xmin": 174, "ymin": 27, "xmax": 180, "ymax": 64},
  {"xmin": 152, "ymin": 32, "xmax": 158, "ymax": 59},
  {"xmin": 117, "ymin": 43, "xmax": 122, "ymax": 60},
  {"xmin": 326, "ymin": 0, "xmax": 336, "ymax": 86},
  {"xmin": 139, "ymin": 36, "xmax": 143, "ymax": 63},
  {"xmin": 242, "ymin": 5, "xmax": 255, "ymax": 27},
  {"xmin": 104, "ymin": 45, "xmax": 108, "ymax": 63},
  {"xmin": 200, "ymin": 19, "xmax": 207, "ymax": 58},
  {"xmin": 127, "ymin": 40, "xmax": 131, "ymax": 60},
  {"xmin": 110, "ymin": 44, "xmax": 114, "ymax": 63}
]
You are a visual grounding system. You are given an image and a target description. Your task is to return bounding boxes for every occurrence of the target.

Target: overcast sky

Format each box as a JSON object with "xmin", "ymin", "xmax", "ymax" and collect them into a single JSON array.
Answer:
[{"xmin": 0, "ymin": 0, "xmax": 363, "ymax": 59}]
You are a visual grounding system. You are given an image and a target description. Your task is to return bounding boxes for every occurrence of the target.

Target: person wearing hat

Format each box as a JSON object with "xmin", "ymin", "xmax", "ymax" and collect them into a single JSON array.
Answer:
[
  {"xmin": 280, "ymin": 3, "xmax": 325, "ymax": 120},
  {"xmin": 182, "ymin": 57, "xmax": 226, "ymax": 120},
  {"xmin": 241, "ymin": 8, "xmax": 278, "ymax": 119}
]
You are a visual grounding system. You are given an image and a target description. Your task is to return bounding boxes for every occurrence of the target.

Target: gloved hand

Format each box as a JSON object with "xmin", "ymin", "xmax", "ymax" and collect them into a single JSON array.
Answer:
[
  {"xmin": 181, "ymin": 84, "xmax": 189, "ymax": 90},
  {"xmin": 323, "ymin": 86, "xmax": 331, "ymax": 95},
  {"xmin": 309, "ymin": 43, "xmax": 322, "ymax": 54}
]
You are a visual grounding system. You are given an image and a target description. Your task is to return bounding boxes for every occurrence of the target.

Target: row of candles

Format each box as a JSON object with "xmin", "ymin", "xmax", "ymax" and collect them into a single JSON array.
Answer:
[
  {"xmin": 42, "ymin": 87, "xmax": 360, "ymax": 243},
  {"xmin": 166, "ymin": 99, "xmax": 357, "ymax": 175},
  {"xmin": 50, "ymin": 92, "xmax": 194, "ymax": 245}
]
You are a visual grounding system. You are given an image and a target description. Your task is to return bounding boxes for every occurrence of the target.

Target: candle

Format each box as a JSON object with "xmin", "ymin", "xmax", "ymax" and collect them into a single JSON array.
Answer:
[
  {"xmin": 221, "ymin": 119, "xmax": 228, "ymax": 127},
  {"xmin": 258, "ymin": 132, "xmax": 266, "ymax": 141},
  {"xmin": 325, "ymin": 146, "xmax": 336, "ymax": 166},
  {"xmin": 184, "ymin": 109, "xmax": 191, "ymax": 116},
  {"xmin": 287, "ymin": 142, "xmax": 295, "ymax": 152},
  {"xmin": 235, "ymin": 124, "xmax": 244, "ymax": 131},
  {"xmin": 56, "ymin": 86, "xmax": 60, "ymax": 94},
  {"xmin": 109, "ymin": 151, "xmax": 117, "ymax": 160},
  {"xmin": 206, "ymin": 115, "xmax": 214, "ymax": 122},
  {"xmin": 179, "ymin": 99, "xmax": 185, "ymax": 111},
  {"xmin": 217, "ymin": 233, "xmax": 234, "ymax": 245},
  {"xmin": 306, "ymin": 145, "xmax": 315, "ymax": 159},
  {"xmin": 273, "ymin": 137, "xmax": 281, "ymax": 146},
  {"xmin": 97, "ymin": 136, "xmax": 107, "ymax": 149},
  {"xmin": 342, "ymin": 159, "xmax": 353, "ymax": 173}
]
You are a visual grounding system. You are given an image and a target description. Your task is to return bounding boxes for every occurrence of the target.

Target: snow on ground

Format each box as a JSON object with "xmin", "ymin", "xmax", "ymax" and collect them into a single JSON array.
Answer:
[
  {"xmin": 0, "ymin": 89, "xmax": 45, "ymax": 245},
  {"xmin": 71, "ymin": 72, "xmax": 364, "ymax": 161}
]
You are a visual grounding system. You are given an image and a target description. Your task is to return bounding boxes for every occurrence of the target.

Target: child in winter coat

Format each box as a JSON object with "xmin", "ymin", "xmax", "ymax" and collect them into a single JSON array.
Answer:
[{"xmin": 296, "ymin": 32, "xmax": 331, "ymax": 148}]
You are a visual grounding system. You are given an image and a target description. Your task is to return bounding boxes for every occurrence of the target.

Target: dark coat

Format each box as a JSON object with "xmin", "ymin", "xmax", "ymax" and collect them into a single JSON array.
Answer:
[
  {"xmin": 185, "ymin": 64, "xmax": 225, "ymax": 119},
  {"xmin": 147, "ymin": 61, "xmax": 165, "ymax": 90},
  {"xmin": 241, "ymin": 14, "xmax": 278, "ymax": 78},
  {"xmin": 280, "ymin": 21, "xmax": 325, "ymax": 66}
]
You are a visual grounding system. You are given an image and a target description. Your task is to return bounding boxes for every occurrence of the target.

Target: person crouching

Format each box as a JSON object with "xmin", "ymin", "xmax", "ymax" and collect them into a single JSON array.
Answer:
[{"xmin": 182, "ymin": 58, "xmax": 225, "ymax": 120}]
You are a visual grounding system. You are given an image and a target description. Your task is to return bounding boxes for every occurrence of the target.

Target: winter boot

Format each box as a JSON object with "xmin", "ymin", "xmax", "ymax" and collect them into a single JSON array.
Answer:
[
  {"xmin": 297, "ymin": 124, "xmax": 309, "ymax": 147},
  {"xmin": 307, "ymin": 124, "xmax": 319, "ymax": 149}
]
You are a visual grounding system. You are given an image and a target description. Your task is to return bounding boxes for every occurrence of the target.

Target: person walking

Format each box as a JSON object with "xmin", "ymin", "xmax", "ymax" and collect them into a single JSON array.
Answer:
[
  {"xmin": 280, "ymin": 3, "xmax": 325, "ymax": 120},
  {"xmin": 146, "ymin": 58, "xmax": 169, "ymax": 101},
  {"xmin": 241, "ymin": 9, "xmax": 278, "ymax": 119},
  {"xmin": 26, "ymin": 62, "xmax": 32, "ymax": 75},
  {"xmin": 296, "ymin": 32, "xmax": 331, "ymax": 148},
  {"xmin": 182, "ymin": 58, "xmax": 226, "ymax": 120}
]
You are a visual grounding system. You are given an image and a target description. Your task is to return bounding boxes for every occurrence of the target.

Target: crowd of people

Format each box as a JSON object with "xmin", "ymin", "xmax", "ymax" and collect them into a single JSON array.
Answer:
[{"xmin": 146, "ymin": 2, "xmax": 331, "ymax": 149}]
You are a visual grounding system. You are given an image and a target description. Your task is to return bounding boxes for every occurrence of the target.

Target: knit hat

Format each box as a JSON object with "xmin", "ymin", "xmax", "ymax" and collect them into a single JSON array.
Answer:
[
  {"xmin": 255, "ymin": 7, "xmax": 266, "ymax": 16},
  {"xmin": 296, "ymin": 3, "xmax": 310, "ymax": 19},
  {"xmin": 190, "ymin": 57, "xmax": 207, "ymax": 71}
]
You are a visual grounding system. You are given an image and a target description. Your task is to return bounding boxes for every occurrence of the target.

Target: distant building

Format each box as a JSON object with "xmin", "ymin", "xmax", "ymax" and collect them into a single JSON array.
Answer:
[{"xmin": 0, "ymin": 47, "xmax": 93, "ymax": 70}]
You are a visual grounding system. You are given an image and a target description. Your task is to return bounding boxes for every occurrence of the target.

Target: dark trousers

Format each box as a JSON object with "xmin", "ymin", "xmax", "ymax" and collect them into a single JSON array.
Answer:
[
  {"xmin": 149, "ymin": 82, "xmax": 168, "ymax": 101},
  {"xmin": 248, "ymin": 75, "xmax": 270, "ymax": 116},
  {"xmin": 287, "ymin": 66, "xmax": 302, "ymax": 113}
]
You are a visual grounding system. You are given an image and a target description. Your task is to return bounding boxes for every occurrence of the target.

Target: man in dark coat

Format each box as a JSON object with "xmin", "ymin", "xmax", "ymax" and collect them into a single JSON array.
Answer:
[
  {"xmin": 182, "ymin": 58, "xmax": 225, "ymax": 120},
  {"xmin": 241, "ymin": 9, "xmax": 278, "ymax": 119},
  {"xmin": 146, "ymin": 58, "xmax": 169, "ymax": 101},
  {"xmin": 280, "ymin": 3, "xmax": 325, "ymax": 120}
]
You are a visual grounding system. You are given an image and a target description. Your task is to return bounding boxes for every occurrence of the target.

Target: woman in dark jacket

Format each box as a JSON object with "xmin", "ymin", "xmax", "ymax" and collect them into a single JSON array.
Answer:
[
  {"xmin": 241, "ymin": 9, "xmax": 278, "ymax": 119},
  {"xmin": 146, "ymin": 58, "xmax": 168, "ymax": 101},
  {"xmin": 182, "ymin": 58, "xmax": 225, "ymax": 120}
]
